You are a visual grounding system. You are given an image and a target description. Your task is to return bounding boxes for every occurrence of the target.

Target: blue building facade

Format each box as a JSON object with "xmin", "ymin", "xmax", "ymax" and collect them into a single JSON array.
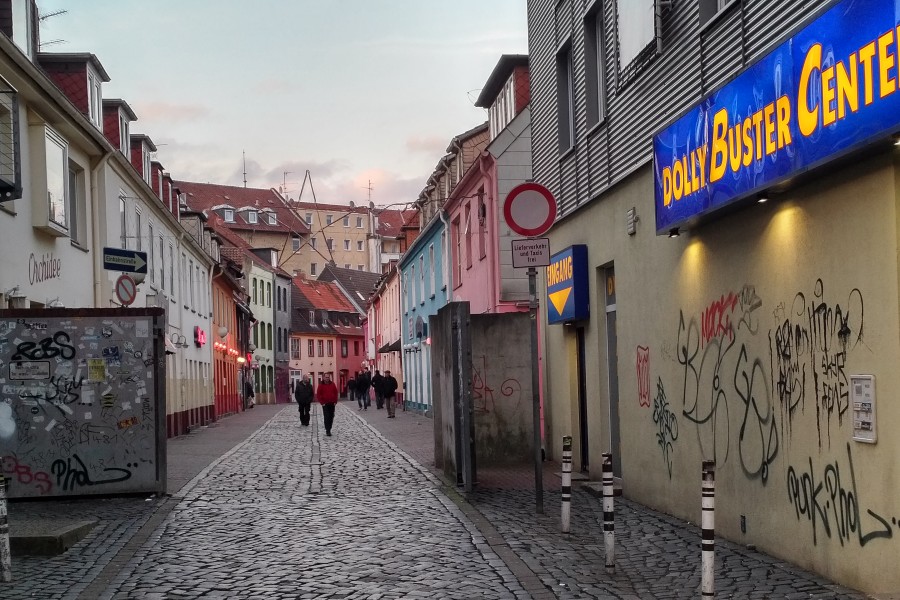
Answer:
[{"xmin": 398, "ymin": 213, "xmax": 449, "ymax": 413}]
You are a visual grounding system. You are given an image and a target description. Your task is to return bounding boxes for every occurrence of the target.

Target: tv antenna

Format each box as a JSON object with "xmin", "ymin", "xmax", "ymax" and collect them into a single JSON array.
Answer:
[{"xmin": 40, "ymin": 9, "xmax": 68, "ymax": 21}]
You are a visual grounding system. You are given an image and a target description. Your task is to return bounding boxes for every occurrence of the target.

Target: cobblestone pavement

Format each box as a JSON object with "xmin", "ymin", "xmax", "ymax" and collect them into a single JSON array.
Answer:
[{"xmin": 3, "ymin": 402, "xmax": 872, "ymax": 599}]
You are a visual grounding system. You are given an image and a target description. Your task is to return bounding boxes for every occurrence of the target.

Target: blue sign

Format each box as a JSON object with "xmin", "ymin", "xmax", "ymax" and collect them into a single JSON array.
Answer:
[
  {"xmin": 103, "ymin": 247, "xmax": 148, "ymax": 274},
  {"xmin": 654, "ymin": 0, "xmax": 900, "ymax": 233},
  {"xmin": 546, "ymin": 245, "xmax": 588, "ymax": 324}
]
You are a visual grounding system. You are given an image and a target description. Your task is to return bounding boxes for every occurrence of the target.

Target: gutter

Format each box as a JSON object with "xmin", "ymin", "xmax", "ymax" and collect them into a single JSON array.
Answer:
[{"xmin": 90, "ymin": 151, "xmax": 113, "ymax": 307}]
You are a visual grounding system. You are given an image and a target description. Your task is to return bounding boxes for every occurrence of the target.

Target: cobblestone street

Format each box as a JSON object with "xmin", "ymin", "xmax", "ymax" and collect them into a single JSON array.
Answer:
[{"xmin": 4, "ymin": 403, "xmax": 870, "ymax": 599}]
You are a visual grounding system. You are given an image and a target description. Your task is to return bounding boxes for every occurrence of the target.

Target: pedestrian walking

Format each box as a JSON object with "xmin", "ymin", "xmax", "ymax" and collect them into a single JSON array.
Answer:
[
  {"xmin": 244, "ymin": 379, "xmax": 255, "ymax": 409},
  {"xmin": 316, "ymin": 372, "xmax": 339, "ymax": 436},
  {"xmin": 347, "ymin": 373, "xmax": 357, "ymax": 403},
  {"xmin": 383, "ymin": 370, "xmax": 399, "ymax": 418},
  {"xmin": 372, "ymin": 369, "xmax": 385, "ymax": 409},
  {"xmin": 294, "ymin": 374, "xmax": 314, "ymax": 426},
  {"xmin": 357, "ymin": 370, "xmax": 371, "ymax": 410}
]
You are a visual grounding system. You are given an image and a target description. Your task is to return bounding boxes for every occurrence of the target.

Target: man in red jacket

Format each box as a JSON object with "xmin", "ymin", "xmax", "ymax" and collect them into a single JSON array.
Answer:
[{"xmin": 316, "ymin": 372, "xmax": 339, "ymax": 436}]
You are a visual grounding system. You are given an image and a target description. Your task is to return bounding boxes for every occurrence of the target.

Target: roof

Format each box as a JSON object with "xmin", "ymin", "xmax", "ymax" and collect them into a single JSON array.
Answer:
[
  {"xmin": 176, "ymin": 181, "xmax": 310, "ymax": 235},
  {"xmin": 290, "ymin": 201, "xmax": 371, "ymax": 214},
  {"xmin": 37, "ymin": 52, "xmax": 111, "ymax": 81},
  {"xmin": 375, "ymin": 208, "xmax": 416, "ymax": 238},
  {"xmin": 475, "ymin": 55, "xmax": 529, "ymax": 107},
  {"xmin": 317, "ymin": 264, "xmax": 381, "ymax": 308},
  {"xmin": 206, "ymin": 212, "xmax": 292, "ymax": 277},
  {"xmin": 295, "ymin": 277, "xmax": 358, "ymax": 313},
  {"xmin": 102, "ymin": 98, "xmax": 137, "ymax": 121}
]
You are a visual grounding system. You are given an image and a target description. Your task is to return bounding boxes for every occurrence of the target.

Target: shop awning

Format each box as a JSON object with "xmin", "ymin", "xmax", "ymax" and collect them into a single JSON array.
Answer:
[{"xmin": 377, "ymin": 339, "xmax": 401, "ymax": 353}]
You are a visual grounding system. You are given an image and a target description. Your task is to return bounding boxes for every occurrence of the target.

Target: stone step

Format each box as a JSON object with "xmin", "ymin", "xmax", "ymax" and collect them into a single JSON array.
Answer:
[{"xmin": 9, "ymin": 519, "xmax": 97, "ymax": 556}]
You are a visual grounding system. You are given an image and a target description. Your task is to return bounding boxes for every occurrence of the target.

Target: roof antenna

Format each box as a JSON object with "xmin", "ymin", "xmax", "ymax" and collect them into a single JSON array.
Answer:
[
  {"xmin": 242, "ymin": 150, "xmax": 247, "ymax": 188},
  {"xmin": 364, "ymin": 180, "xmax": 374, "ymax": 205}
]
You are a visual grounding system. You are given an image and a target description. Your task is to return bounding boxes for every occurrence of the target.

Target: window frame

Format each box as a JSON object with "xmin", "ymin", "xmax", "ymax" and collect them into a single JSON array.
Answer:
[
  {"xmin": 224, "ymin": 208, "xmax": 234, "ymax": 222},
  {"xmin": 556, "ymin": 42, "xmax": 575, "ymax": 154},
  {"xmin": 585, "ymin": 7, "xmax": 608, "ymax": 129}
]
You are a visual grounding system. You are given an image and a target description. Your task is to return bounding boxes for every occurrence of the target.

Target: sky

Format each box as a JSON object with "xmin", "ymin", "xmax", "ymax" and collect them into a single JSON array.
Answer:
[{"xmin": 36, "ymin": 1, "xmax": 529, "ymax": 208}]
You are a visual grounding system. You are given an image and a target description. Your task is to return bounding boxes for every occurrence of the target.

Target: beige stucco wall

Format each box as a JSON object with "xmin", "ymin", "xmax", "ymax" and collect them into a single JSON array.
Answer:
[{"xmin": 542, "ymin": 152, "xmax": 900, "ymax": 594}]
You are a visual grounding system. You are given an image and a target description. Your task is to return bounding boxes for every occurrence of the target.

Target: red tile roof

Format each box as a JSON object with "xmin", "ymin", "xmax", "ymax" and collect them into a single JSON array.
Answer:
[
  {"xmin": 294, "ymin": 277, "xmax": 357, "ymax": 313},
  {"xmin": 176, "ymin": 181, "xmax": 310, "ymax": 235},
  {"xmin": 206, "ymin": 212, "xmax": 292, "ymax": 277},
  {"xmin": 376, "ymin": 208, "xmax": 417, "ymax": 238}
]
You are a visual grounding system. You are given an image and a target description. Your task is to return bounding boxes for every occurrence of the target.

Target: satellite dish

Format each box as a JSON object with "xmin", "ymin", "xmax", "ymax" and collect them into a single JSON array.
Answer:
[
  {"xmin": 349, "ymin": 201, "xmax": 355, "ymax": 208},
  {"xmin": 369, "ymin": 202, "xmax": 374, "ymax": 209}
]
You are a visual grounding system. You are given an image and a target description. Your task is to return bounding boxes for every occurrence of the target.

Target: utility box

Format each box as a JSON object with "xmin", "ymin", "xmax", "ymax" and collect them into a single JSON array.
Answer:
[{"xmin": 0, "ymin": 308, "xmax": 167, "ymax": 499}]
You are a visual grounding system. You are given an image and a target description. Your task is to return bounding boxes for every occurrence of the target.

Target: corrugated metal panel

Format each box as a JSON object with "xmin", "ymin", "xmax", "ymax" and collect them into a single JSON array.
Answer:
[
  {"xmin": 528, "ymin": 0, "xmax": 839, "ymax": 224},
  {"xmin": 700, "ymin": 8, "xmax": 743, "ymax": 94}
]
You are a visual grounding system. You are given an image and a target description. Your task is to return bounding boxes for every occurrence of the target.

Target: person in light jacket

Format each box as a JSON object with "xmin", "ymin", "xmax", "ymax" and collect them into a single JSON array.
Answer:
[{"xmin": 316, "ymin": 372, "xmax": 339, "ymax": 436}]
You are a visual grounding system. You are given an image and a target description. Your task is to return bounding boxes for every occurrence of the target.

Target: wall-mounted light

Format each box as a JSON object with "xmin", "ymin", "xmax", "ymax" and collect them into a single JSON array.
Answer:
[
  {"xmin": 626, "ymin": 207, "xmax": 639, "ymax": 235},
  {"xmin": 668, "ymin": 228, "xmax": 680, "ymax": 238}
]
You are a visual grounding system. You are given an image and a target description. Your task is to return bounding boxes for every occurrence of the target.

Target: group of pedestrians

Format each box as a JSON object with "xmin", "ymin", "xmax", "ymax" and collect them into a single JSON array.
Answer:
[{"xmin": 292, "ymin": 368, "xmax": 399, "ymax": 436}]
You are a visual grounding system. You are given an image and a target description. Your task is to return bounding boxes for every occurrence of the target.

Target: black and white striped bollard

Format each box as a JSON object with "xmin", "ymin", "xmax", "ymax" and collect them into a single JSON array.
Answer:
[
  {"xmin": 0, "ymin": 471, "xmax": 10, "ymax": 583},
  {"xmin": 561, "ymin": 436, "xmax": 572, "ymax": 533},
  {"xmin": 602, "ymin": 452, "xmax": 615, "ymax": 574},
  {"xmin": 701, "ymin": 460, "xmax": 716, "ymax": 598}
]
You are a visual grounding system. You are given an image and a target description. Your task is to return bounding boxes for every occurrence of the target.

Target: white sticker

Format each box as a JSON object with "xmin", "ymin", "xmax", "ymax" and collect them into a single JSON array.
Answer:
[
  {"xmin": 80, "ymin": 389, "xmax": 94, "ymax": 405},
  {"xmin": 45, "ymin": 419, "xmax": 57, "ymax": 431},
  {"xmin": 84, "ymin": 412, "xmax": 92, "ymax": 420},
  {"xmin": 122, "ymin": 401, "xmax": 131, "ymax": 410},
  {"xmin": 33, "ymin": 415, "xmax": 44, "ymax": 423},
  {"xmin": 135, "ymin": 320, "xmax": 149, "ymax": 338}
]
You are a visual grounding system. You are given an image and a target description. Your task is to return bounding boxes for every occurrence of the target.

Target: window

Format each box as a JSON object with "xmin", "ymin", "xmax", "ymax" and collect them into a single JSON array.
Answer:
[
  {"xmin": 169, "ymin": 245, "xmax": 175, "ymax": 294},
  {"xmin": 308, "ymin": 339, "xmax": 314, "ymax": 357},
  {"xmin": 309, "ymin": 310, "xmax": 315, "ymax": 323},
  {"xmin": 267, "ymin": 323, "xmax": 273, "ymax": 350},
  {"xmin": 429, "ymin": 245, "xmax": 435, "ymax": 297},
  {"xmin": 142, "ymin": 148, "xmax": 151, "ymax": 185},
  {"xmin": 134, "ymin": 209, "xmax": 142, "ymax": 251},
  {"xmin": 343, "ymin": 239, "xmax": 350, "ymax": 251},
  {"xmin": 310, "ymin": 262, "xmax": 318, "ymax": 276},
  {"xmin": 292, "ymin": 236, "xmax": 300, "ymax": 251},
  {"xmin": 700, "ymin": 0, "xmax": 734, "ymax": 24},
  {"xmin": 478, "ymin": 192, "xmax": 486, "ymax": 260},
  {"xmin": 87, "ymin": 71, "xmax": 102, "ymax": 129},
  {"xmin": 252, "ymin": 279, "xmax": 258, "ymax": 305},
  {"xmin": 45, "ymin": 128, "xmax": 67, "ymax": 230},
  {"xmin": 357, "ymin": 264, "xmax": 364, "ymax": 271},
  {"xmin": 224, "ymin": 209, "xmax": 234, "ymax": 222},
  {"xmin": 341, "ymin": 339, "xmax": 348, "ymax": 358},
  {"xmin": 119, "ymin": 193, "xmax": 127, "ymax": 248},
  {"xmin": 464, "ymin": 204, "xmax": 472, "ymax": 268},
  {"xmin": 247, "ymin": 210, "xmax": 257, "ymax": 224},
  {"xmin": 616, "ymin": 0, "xmax": 655, "ymax": 68},
  {"xmin": 327, "ymin": 340, "xmax": 333, "ymax": 357},
  {"xmin": 311, "ymin": 237, "xmax": 317, "ymax": 249},
  {"xmin": 148, "ymin": 223, "xmax": 155, "ymax": 282},
  {"xmin": 11, "ymin": 0, "xmax": 35, "ymax": 59},
  {"xmin": 118, "ymin": 112, "xmax": 130, "ymax": 157},
  {"xmin": 67, "ymin": 161, "xmax": 85, "ymax": 246},
  {"xmin": 189, "ymin": 260, "xmax": 195, "ymax": 308},
  {"xmin": 354, "ymin": 340, "xmax": 360, "ymax": 356},
  {"xmin": 345, "ymin": 263, "xmax": 351, "ymax": 269},
  {"xmin": 326, "ymin": 214, "xmax": 333, "ymax": 225},
  {"xmin": 317, "ymin": 340, "xmax": 324, "ymax": 357},
  {"xmin": 452, "ymin": 218, "xmax": 462, "ymax": 284},
  {"xmin": 441, "ymin": 231, "xmax": 448, "ymax": 290},
  {"xmin": 268, "ymin": 213, "xmax": 277, "ymax": 225},
  {"xmin": 276, "ymin": 327, "xmax": 282, "ymax": 352},
  {"xmin": 357, "ymin": 240, "xmax": 364, "ymax": 251},
  {"xmin": 305, "ymin": 212, "xmax": 312, "ymax": 225},
  {"xmin": 343, "ymin": 215, "xmax": 349, "ymax": 226},
  {"xmin": 326, "ymin": 238, "xmax": 333, "ymax": 251},
  {"xmin": 356, "ymin": 216, "xmax": 363, "ymax": 228},
  {"xmin": 556, "ymin": 44, "xmax": 575, "ymax": 152},
  {"xmin": 160, "ymin": 237, "xmax": 166, "ymax": 290},
  {"xmin": 266, "ymin": 282, "xmax": 272, "ymax": 307},
  {"xmin": 420, "ymin": 255, "xmax": 425, "ymax": 302},
  {"xmin": 253, "ymin": 323, "xmax": 259, "ymax": 347},
  {"xmin": 585, "ymin": 8, "xmax": 608, "ymax": 128}
]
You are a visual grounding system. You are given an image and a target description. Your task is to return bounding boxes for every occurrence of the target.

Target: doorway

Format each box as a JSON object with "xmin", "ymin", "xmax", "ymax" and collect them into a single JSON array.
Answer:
[
  {"xmin": 576, "ymin": 327, "xmax": 589, "ymax": 473},
  {"xmin": 604, "ymin": 267, "xmax": 622, "ymax": 476}
]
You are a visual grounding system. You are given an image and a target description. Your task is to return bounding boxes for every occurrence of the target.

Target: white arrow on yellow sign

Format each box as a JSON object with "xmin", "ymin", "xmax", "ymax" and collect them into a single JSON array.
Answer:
[{"xmin": 548, "ymin": 287, "xmax": 572, "ymax": 316}]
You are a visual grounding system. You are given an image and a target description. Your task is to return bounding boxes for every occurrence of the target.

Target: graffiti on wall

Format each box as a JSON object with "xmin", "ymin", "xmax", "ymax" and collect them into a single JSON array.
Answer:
[
  {"xmin": 677, "ymin": 284, "xmax": 777, "ymax": 484},
  {"xmin": 651, "ymin": 377, "xmax": 678, "ymax": 478},
  {"xmin": 0, "ymin": 316, "xmax": 160, "ymax": 498},
  {"xmin": 472, "ymin": 355, "xmax": 522, "ymax": 414},
  {"xmin": 770, "ymin": 279, "xmax": 865, "ymax": 449},
  {"xmin": 636, "ymin": 346, "xmax": 651, "ymax": 407},
  {"xmin": 787, "ymin": 443, "xmax": 896, "ymax": 547}
]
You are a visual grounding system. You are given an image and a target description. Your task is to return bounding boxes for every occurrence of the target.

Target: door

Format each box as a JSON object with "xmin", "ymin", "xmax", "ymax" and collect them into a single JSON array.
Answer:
[
  {"xmin": 604, "ymin": 268, "xmax": 622, "ymax": 476},
  {"xmin": 576, "ymin": 327, "xmax": 590, "ymax": 472}
]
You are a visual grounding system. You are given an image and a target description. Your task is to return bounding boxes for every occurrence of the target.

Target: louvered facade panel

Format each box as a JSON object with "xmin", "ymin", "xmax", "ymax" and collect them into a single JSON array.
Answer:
[
  {"xmin": 700, "ymin": 8, "xmax": 743, "ymax": 94},
  {"xmin": 742, "ymin": 0, "xmax": 831, "ymax": 64},
  {"xmin": 528, "ymin": 0, "xmax": 561, "ymax": 206}
]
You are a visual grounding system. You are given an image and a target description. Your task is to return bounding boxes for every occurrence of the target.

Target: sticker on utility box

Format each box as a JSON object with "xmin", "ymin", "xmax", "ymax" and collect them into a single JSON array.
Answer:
[
  {"xmin": 512, "ymin": 238, "xmax": 550, "ymax": 268},
  {"xmin": 9, "ymin": 361, "xmax": 51, "ymax": 380}
]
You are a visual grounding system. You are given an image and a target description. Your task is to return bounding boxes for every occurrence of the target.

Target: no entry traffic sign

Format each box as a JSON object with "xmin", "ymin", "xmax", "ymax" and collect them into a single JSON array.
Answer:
[
  {"xmin": 115, "ymin": 274, "xmax": 137, "ymax": 306},
  {"xmin": 503, "ymin": 182, "xmax": 557, "ymax": 237}
]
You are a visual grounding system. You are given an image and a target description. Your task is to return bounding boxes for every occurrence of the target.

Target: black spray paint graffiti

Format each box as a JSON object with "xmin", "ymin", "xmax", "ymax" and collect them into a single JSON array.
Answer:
[
  {"xmin": 50, "ymin": 453, "xmax": 133, "ymax": 492},
  {"xmin": 651, "ymin": 377, "xmax": 678, "ymax": 478},
  {"xmin": 770, "ymin": 279, "xmax": 864, "ymax": 449},
  {"xmin": 11, "ymin": 331, "xmax": 76, "ymax": 361},
  {"xmin": 678, "ymin": 285, "xmax": 777, "ymax": 485},
  {"xmin": 787, "ymin": 442, "xmax": 896, "ymax": 547}
]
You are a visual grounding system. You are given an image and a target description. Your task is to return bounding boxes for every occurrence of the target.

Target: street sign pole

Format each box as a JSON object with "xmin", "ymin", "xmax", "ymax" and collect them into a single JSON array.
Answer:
[{"xmin": 529, "ymin": 266, "xmax": 543, "ymax": 515}]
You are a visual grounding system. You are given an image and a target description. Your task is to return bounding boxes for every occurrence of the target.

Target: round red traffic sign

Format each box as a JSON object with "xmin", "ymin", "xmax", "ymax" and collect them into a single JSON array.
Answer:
[
  {"xmin": 115, "ymin": 274, "xmax": 137, "ymax": 306},
  {"xmin": 503, "ymin": 182, "xmax": 557, "ymax": 237}
]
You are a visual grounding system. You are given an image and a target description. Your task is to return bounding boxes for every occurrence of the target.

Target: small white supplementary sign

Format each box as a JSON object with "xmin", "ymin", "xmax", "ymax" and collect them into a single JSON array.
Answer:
[{"xmin": 511, "ymin": 238, "xmax": 551, "ymax": 269}]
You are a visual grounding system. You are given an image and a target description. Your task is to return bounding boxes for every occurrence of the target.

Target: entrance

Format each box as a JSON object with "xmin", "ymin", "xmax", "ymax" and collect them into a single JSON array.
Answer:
[
  {"xmin": 604, "ymin": 267, "xmax": 622, "ymax": 476},
  {"xmin": 576, "ymin": 327, "xmax": 589, "ymax": 472}
]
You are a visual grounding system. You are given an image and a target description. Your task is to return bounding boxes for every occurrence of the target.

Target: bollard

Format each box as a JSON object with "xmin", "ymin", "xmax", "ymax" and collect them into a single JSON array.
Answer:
[
  {"xmin": 602, "ymin": 452, "xmax": 615, "ymax": 574},
  {"xmin": 701, "ymin": 460, "xmax": 716, "ymax": 598},
  {"xmin": 0, "ymin": 471, "xmax": 10, "ymax": 583},
  {"xmin": 561, "ymin": 436, "xmax": 572, "ymax": 533}
]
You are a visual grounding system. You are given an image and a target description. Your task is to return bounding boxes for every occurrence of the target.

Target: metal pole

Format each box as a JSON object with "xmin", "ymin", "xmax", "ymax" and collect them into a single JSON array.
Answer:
[
  {"xmin": 0, "ymin": 471, "xmax": 11, "ymax": 582},
  {"xmin": 602, "ymin": 453, "xmax": 615, "ymax": 573},
  {"xmin": 561, "ymin": 436, "xmax": 572, "ymax": 532},
  {"xmin": 528, "ymin": 267, "xmax": 543, "ymax": 514},
  {"xmin": 701, "ymin": 460, "xmax": 716, "ymax": 598}
]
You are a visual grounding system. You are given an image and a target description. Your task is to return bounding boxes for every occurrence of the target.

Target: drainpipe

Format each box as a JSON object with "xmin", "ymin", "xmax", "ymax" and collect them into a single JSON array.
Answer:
[
  {"xmin": 90, "ymin": 151, "xmax": 114, "ymax": 308},
  {"xmin": 478, "ymin": 152, "xmax": 499, "ymax": 312}
]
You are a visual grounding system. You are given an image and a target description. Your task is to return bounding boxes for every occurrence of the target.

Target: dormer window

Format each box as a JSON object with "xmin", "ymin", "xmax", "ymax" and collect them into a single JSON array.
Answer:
[
  {"xmin": 118, "ymin": 113, "xmax": 130, "ymax": 157},
  {"xmin": 224, "ymin": 209, "xmax": 234, "ymax": 222},
  {"xmin": 87, "ymin": 69, "xmax": 103, "ymax": 130},
  {"xmin": 309, "ymin": 310, "xmax": 315, "ymax": 323},
  {"xmin": 11, "ymin": 0, "xmax": 36, "ymax": 60},
  {"xmin": 268, "ymin": 213, "xmax": 277, "ymax": 225},
  {"xmin": 247, "ymin": 211, "xmax": 257, "ymax": 224},
  {"xmin": 142, "ymin": 147, "xmax": 151, "ymax": 185}
]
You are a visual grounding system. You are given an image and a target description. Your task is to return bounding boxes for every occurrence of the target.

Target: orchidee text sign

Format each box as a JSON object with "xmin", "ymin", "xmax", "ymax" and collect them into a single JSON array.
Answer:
[
  {"xmin": 653, "ymin": 0, "xmax": 900, "ymax": 233},
  {"xmin": 547, "ymin": 245, "xmax": 588, "ymax": 324}
]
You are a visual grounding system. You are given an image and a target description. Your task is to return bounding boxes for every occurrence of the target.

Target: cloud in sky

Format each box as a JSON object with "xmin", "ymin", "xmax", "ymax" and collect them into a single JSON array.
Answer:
[{"xmin": 38, "ymin": 0, "xmax": 528, "ymax": 205}]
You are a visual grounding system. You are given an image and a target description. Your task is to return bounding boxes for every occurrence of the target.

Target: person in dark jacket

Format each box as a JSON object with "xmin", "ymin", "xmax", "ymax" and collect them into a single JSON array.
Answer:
[
  {"xmin": 316, "ymin": 372, "xmax": 339, "ymax": 436},
  {"xmin": 244, "ymin": 379, "xmax": 255, "ymax": 409},
  {"xmin": 294, "ymin": 374, "xmax": 314, "ymax": 426},
  {"xmin": 383, "ymin": 370, "xmax": 399, "ymax": 418},
  {"xmin": 371, "ymin": 370, "xmax": 385, "ymax": 409},
  {"xmin": 356, "ymin": 370, "xmax": 371, "ymax": 410},
  {"xmin": 347, "ymin": 372, "xmax": 357, "ymax": 401}
]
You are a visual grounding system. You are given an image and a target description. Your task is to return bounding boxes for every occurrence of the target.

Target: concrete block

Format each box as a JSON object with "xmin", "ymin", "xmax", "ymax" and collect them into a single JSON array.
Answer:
[{"xmin": 10, "ymin": 519, "xmax": 97, "ymax": 556}]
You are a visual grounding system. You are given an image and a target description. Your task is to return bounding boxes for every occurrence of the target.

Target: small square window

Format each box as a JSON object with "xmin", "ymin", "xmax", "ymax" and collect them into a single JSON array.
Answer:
[
  {"xmin": 247, "ymin": 211, "xmax": 257, "ymax": 224},
  {"xmin": 357, "ymin": 264, "xmax": 365, "ymax": 271},
  {"xmin": 356, "ymin": 216, "xmax": 363, "ymax": 228},
  {"xmin": 343, "ymin": 215, "xmax": 349, "ymax": 226},
  {"xmin": 311, "ymin": 237, "xmax": 317, "ymax": 249},
  {"xmin": 292, "ymin": 236, "xmax": 300, "ymax": 251},
  {"xmin": 268, "ymin": 213, "xmax": 277, "ymax": 225},
  {"xmin": 343, "ymin": 239, "xmax": 350, "ymax": 251},
  {"xmin": 357, "ymin": 240, "xmax": 364, "ymax": 251},
  {"xmin": 344, "ymin": 263, "xmax": 351, "ymax": 269},
  {"xmin": 305, "ymin": 212, "xmax": 312, "ymax": 225},
  {"xmin": 326, "ymin": 214, "xmax": 333, "ymax": 225},
  {"xmin": 224, "ymin": 209, "xmax": 234, "ymax": 222},
  {"xmin": 310, "ymin": 263, "xmax": 318, "ymax": 276}
]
